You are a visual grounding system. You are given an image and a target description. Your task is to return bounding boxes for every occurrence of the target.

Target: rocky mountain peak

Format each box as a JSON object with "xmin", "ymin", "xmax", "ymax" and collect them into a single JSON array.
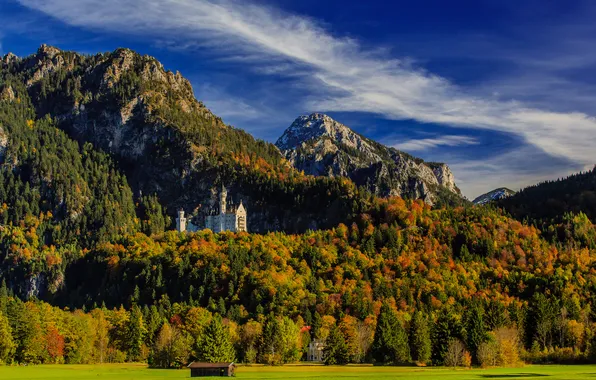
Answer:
[
  {"xmin": 473, "ymin": 187, "xmax": 516, "ymax": 205},
  {"xmin": 276, "ymin": 113, "xmax": 365, "ymax": 151},
  {"xmin": 36, "ymin": 44, "xmax": 62, "ymax": 59},
  {"xmin": 2, "ymin": 52, "xmax": 19, "ymax": 66},
  {"xmin": 276, "ymin": 113, "xmax": 465, "ymax": 206}
]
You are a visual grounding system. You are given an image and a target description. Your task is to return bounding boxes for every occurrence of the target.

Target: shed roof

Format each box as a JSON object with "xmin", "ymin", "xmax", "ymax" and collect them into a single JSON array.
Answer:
[{"xmin": 187, "ymin": 362, "xmax": 235, "ymax": 369}]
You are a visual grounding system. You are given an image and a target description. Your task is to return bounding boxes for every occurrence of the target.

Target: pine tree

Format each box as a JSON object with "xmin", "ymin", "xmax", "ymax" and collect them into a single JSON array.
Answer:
[
  {"xmin": 0, "ymin": 280, "xmax": 8, "ymax": 315},
  {"xmin": 126, "ymin": 305, "xmax": 147, "ymax": 361},
  {"xmin": 0, "ymin": 311, "xmax": 15, "ymax": 364},
  {"xmin": 410, "ymin": 310, "xmax": 431, "ymax": 365},
  {"xmin": 323, "ymin": 326, "xmax": 349, "ymax": 365},
  {"xmin": 466, "ymin": 304, "xmax": 487, "ymax": 362},
  {"xmin": 432, "ymin": 309, "xmax": 461, "ymax": 365},
  {"xmin": 198, "ymin": 315, "xmax": 235, "ymax": 363},
  {"xmin": 312, "ymin": 311, "xmax": 322, "ymax": 339},
  {"xmin": 371, "ymin": 303, "xmax": 410, "ymax": 364}
]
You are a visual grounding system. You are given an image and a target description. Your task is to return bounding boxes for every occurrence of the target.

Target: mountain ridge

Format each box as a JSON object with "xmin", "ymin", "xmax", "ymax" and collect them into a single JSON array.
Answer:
[
  {"xmin": 276, "ymin": 113, "xmax": 465, "ymax": 207},
  {"xmin": 0, "ymin": 45, "xmax": 371, "ymax": 233},
  {"xmin": 473, "ymin": 187, "xmax": 516, "ymax": 205}
]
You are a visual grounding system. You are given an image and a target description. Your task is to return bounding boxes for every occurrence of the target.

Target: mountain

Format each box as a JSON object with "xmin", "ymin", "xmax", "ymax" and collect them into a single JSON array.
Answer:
[
  {"xmin": 1, "ymin": 45, "xmax": 384, "ymax": 234},
  {"xmin": 3, "ymin": 47, "xmax": 596, "ymax": 370},
  {"xmin": 498, "ymin": 167, "xmax": 596, "ymax": 225},
  {"xmin": 473, "ymin": 187, "xmax": 516, "ymax": 205},
  {"xmin": 276, "ymin": 113, "xmax": 465, "ymax": 207}
]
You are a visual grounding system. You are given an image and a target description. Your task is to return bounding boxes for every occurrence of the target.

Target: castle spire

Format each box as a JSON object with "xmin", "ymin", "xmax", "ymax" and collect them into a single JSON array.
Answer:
[
  {"xmin": 220, "ymin": 184, "xmax": 227, "ymax": 214},
  {"xmin": 176, "ymin": 209, "xmax": 187, "ymax": 232}
]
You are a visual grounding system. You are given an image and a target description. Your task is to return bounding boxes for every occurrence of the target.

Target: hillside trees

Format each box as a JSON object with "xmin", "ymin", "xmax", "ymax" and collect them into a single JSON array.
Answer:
[
  {"xmin": 323, "ymin": 326, "xmax": 349, "ymax": 365},
  {"xmin": 410, "ymin": 310, "xmax": 431, "ymax": 365},
  {"xmin": 152, "ymin": 322, "xmax": 191, "ymax": 368},
  {"xmin": 371, "ymin": 304, "xmax": 410, "ymax": 364},
  {"xmin": 197, "ymin": 315, "xmax": 235, "ymax": 363},
  {"xmin": 0, "ymin": 311, "xmax": 14, "ymax": 364}
]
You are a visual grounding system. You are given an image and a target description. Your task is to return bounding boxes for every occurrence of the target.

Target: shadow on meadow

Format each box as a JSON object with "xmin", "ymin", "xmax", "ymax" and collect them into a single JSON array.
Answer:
[{"xmin": 478, "ymin": 375, "xmax": 550, "ymax": 379}]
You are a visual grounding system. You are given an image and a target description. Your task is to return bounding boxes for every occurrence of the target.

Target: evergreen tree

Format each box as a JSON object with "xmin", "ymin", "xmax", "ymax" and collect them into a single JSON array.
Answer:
[
  {"xmin": 0, "ymin": 280, "xmax": 7, "ymax": 316},
  {"xmin": 432, "ymin": 309, "xmax": 461, "ymax": 365},
  {"xmin": 484, "ymin": 300, "xmax": 508, "ymax": 331},
  {"xmin": 410, "ymin": 310, "xmax": 431, "ymax": 365},
  {"xmin": 312, "ymin": 311, "xmax": 322, "ymax": 339},
  {"xmin": 259, "ymin": 314, "xmax": 278, "ymax": 363},
  {"xmin": 198, "ymin": 315, "xmax": 235, "ymax": 363},
  {"xmin": 323, "ymin": 326, "xmax": 349, "ymax": 365},
  {"xmin": 126, "ymin": 305, "xmax": 147, "ymax": 361},
  {"xmin": 527, "ymin": 293, "xmax": 557, "ymax": 349},
  {"xmin": 466, "ymin": 304, "xmax": 487, "ymax": 362},
  {"xmin": 0, "ymin": 311, "xmax": 15, "ymax": 364},
  {"xmin": 371, "ymin": 303, "xmax": 410, "ymax": 364}
]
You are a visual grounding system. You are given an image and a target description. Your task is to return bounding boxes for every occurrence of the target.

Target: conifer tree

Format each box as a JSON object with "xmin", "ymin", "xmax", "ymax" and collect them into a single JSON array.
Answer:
[
  {"xmin": 323, "ymin": 326, "xmax": 349, "ymax": 365},
  {"xmin": 0, "ymin": 311, "xmax": 15, "ymax": 364},
  {"xmin": 410, "ymin": 310, "xmax": 431, "ymax": 365},
  {"xmin": 126, "ymin": 305, "xmax": 147, "ymax": 361},
  {"xmin": 466, "ymin": 304, "xmax": 487, "ymax": 362},
  {"xmin": 432, "ymin": 308, "xmax": 465, "ymax": 366},
  {"xmin": 371, "ymin": 303, "xmax": 410, "ymax": 364},
  {"xmin": 198, "ymin": 315, "xmax": 235, "ymax": 363},
  {"xmin": 0, "ymin": 280, "xmax": 7, "ymax": 315}
]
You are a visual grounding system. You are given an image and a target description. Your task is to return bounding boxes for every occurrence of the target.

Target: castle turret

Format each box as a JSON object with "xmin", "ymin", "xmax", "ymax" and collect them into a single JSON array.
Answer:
[
  {"xmin": 176, "ymin": 209, "xmax": 187, "ymax": 232},
  {"xmin": 220, "ymin": 185, "xmax": 227, "ymax": 214}
]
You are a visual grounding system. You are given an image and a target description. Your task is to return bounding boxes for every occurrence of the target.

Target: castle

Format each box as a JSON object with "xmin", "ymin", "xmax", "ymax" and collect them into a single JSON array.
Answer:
[{"xmin": 176, "ymin": 186, "xmax": 247, "ymax": 233}]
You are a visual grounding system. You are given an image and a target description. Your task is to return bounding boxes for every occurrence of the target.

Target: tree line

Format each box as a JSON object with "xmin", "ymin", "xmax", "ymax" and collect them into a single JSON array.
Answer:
[{"xmin": 2, "ymin": 283, "xmax": 596, "ymax": 367}]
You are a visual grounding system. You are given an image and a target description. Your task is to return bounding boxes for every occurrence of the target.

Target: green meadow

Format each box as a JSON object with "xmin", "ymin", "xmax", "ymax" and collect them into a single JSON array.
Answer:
[{"xmin": 1, "ymin": 364, "xmax": 596, "ymax": 380}]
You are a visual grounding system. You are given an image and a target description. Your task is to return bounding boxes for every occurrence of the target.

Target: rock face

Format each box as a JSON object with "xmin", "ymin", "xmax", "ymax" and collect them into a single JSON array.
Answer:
[
  {"xmin": 1, "ymin": 45, "xmax": 367, "ymax": 232},
  {"xmin": 0, "ymin": 125, "xmax": 8, "ymax": 163},
  {"xmin": 276, "ymin": 113, "xmax": 463, "ymax": 205},
  {"xmin": 473, "ymin": 187, "xmax": 516, "ymax": 205}
]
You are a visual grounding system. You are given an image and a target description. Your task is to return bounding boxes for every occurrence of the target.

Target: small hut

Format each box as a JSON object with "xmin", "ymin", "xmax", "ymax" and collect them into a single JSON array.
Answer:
[{"xmin": 187, "ymin": 362, "xmax": 236, "ymax": 377}]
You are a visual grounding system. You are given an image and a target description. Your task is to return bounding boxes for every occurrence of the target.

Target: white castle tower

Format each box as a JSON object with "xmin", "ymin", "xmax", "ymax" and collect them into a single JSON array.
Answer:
[
  {"xmin": 176, "ymin": 209, "xmax": 187, "ymax": 232},
  {"xmin": 204, "ymin": 186, "xmax": 247, "ymax": 233},
  {"xmin": 220, "ymin": 185, "xmax": 227, "ymax": 214}
]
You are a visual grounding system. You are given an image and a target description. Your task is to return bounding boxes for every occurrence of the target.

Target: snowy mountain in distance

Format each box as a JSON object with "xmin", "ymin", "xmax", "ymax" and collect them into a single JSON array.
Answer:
[{"xmin": 473, "ymin": 187, "xmax": 516, "ymax": 205}]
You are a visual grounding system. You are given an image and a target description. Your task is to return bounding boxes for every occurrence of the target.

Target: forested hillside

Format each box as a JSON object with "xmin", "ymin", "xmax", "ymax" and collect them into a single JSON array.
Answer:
[
  {"xmin": 1, "ymin": 46, "xmax": 391, "ymax": 233},
  {"xmin": 2, "ymin": 193, "xmax": 596, "ymax": 366},
  {"xmin": 2, "ymin": 45, "xmax": 596, "ymax": 368},
  {"xmin": 0, "ymin": 69, "xmax": 140, "ymax": 249},
  {"xmin": 498, "ymin": 168, "xmax": 596, "ymax": 228}
]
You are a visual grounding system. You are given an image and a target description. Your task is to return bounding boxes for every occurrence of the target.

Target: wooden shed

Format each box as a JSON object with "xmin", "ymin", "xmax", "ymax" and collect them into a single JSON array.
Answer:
[{"xmin": 187, "ymin": 362, "xmax": 236, "ymax": 377}]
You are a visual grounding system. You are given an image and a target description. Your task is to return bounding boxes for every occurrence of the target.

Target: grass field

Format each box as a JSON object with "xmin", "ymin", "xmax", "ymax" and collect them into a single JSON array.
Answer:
[{"xmin": 1, "ymin": 363, "xmax": 596, "ymax": 379}]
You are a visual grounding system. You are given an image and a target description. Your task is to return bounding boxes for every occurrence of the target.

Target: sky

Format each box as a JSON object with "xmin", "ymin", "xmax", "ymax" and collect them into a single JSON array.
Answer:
[{"xmin": 1, "ymin": 0, "xmax": 596, "ymax": 199}]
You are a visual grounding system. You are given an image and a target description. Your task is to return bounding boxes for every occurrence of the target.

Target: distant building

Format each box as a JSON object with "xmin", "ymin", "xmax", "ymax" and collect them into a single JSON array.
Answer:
[
  {"xmin": 187, "ymin": 362, "xmax": 235, "ymax": 377},
  {"xmin": 176, "ymin": 185, "xmax": 247, "ymax": 233},
  {"xmin": 307, "ymin": 339, "xmax": 325, "ymax": 362},
  {"xmin": 204, "ymin": 186, "xmax": 247, "ymax": 233},
  {"xmin": 175, "ymin": 209, "xmax": 199, "ymax": 232}
]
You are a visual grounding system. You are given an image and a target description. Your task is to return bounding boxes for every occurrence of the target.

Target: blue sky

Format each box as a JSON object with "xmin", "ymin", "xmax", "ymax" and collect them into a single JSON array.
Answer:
[{"xmin": 1, "ymin": 0, "xmax": 596, "ymax": 198}]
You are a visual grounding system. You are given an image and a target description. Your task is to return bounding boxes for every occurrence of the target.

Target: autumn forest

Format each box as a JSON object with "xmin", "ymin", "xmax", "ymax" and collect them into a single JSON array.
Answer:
[{"xmin": 2, "ymin": 46, "xmax": 596, "ymax": 369}]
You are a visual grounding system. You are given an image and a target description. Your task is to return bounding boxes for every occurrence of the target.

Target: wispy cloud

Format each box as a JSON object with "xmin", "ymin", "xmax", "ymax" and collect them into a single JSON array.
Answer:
[
  {"xmin": 450, "ymin": 145, "xmax": 588, "ymax": 199},
  {"xmin": 393, "ymin": 135, "xmax": 479, "ymax": 152},
  {"xmin": 196, "ymin": 84, "xmax": 264, "ymax": 121},
  {"xmin": 16, "ymin": 0, "xmax": 596, "ymax": 196}
]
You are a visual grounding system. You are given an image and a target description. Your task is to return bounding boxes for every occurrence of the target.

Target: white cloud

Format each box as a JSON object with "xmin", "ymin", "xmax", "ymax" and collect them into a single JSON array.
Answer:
[
  {"xmin": 393, "ymin": 135, "xmax": 479, "ymax": 152},
  {"xmin": 17, "ymin": 0, "xmax": 596, "ymax": 195},
  {"xmin": 196, "ymin": 84, "xmax": 263, "ymax": 121}
]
